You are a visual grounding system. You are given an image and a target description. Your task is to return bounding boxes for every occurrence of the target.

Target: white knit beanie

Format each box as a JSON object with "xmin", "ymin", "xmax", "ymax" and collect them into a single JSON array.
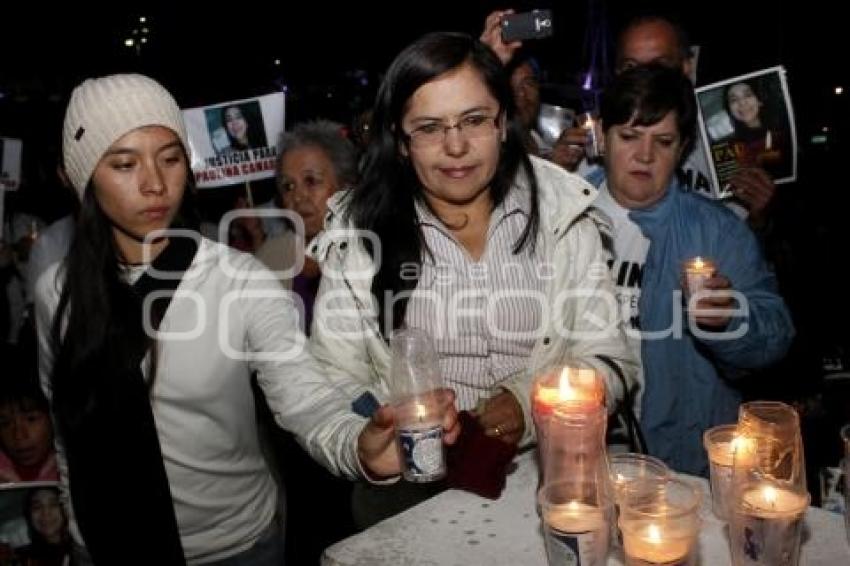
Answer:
[{"xmin": 62, "ymin": 74, "xmax": 189, "ymax": 199}]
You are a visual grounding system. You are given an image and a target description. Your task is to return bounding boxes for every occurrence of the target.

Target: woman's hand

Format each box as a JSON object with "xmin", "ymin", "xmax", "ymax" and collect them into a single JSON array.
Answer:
[
  {"xmin": 357, "ymin": 389, "xmax": 460, "ymax": 479},
  {"xmin": 476, "ymin": 391, "xmax": 525, "ymax": 445},
  {"xmin": 690, "ymin": 274, "xmax": 736, "ymax": 329}
]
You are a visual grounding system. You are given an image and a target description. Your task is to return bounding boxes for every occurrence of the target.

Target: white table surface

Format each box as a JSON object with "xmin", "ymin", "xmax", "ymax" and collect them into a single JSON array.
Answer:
[{"xmin": 322, "ymin": 450, "xmax": 850, "ymax": 566}]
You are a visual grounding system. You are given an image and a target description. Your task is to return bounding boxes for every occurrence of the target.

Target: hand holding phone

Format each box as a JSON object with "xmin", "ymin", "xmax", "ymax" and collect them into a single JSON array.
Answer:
[{"xmin": 501, "ymin": 9, "xmax": 554, "ymax": 43}]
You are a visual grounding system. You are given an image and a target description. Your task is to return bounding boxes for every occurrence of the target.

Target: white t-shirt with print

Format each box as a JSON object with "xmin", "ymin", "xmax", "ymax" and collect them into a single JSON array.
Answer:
[{"xmin": 593, "ymin": 182, "xmax": 649, "ymax": 416}]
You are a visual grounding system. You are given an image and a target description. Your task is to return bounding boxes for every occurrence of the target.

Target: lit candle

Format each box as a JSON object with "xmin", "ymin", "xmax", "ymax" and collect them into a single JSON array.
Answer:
[
  {"xmin": 579, "ymin": 112, "xmax": 602, "ymax": 159},
  {"xmin": 704, "ymin": 426, "xmax": 754, "ymax": 521},
  {"xmin": 683, "ymin": 256, "xmax": 716, "ymax": 297},
  {"xmin": 622, "ymin": 521, "xmax": 693, "ymax": 564},
  {"xmin": 741, "ymin": 484, "xmax": 808, "ymax": 516},
  {"xmin": 542, "ymin": 501, "xmax": 609, "ymax": 565},
  {"xmin": 415, "ymin": 402, "xmax": 428, "ymax": 423},
  {"xmin": 533, "ymin": 367, "xmax": 604, "ymax": 418},
  {"xmin": 730, "ymin": 484, "xmax": 809, "ymax": 565},
  {"xmin": 395, "ymin": 396, "xmax": 445, "ymax": 483}
]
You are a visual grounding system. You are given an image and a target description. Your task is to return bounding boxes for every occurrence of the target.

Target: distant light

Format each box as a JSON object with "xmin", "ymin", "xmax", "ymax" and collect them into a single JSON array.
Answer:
[
  {"xmin": 274, "ymin": 59, "xmax": 281, "ymax": 66},
  {"xmin": 142, "ymin": 27, "xmax": 149, "ymax": 34},
  {"xmin": 327, "ymin": 92, "xmax": 333, "ymax": 98},
  {"xmin": 811, "ymin": 135, "xmax": 828, "ymax": 144},
  {"xmin": 835, "ymin": 86, "xmax": 844, "ymax": 95},
  {"xmin": 124, "ymin": 38, "xmax": 135, "ymax": 47},
  {"xmin": 140, "ymin": 37, "xmax": 148, "ymax": 44},
  {"xmin": 823, "ymin": 126, "xmax": 829, "ymax": 132},
  {"xmin": 582, "ymin": 72, "xmax": 593, "ymax": 91},
  {"xmin": 139, "ymin": 16, "xmax": 146, "ymax": 23}
]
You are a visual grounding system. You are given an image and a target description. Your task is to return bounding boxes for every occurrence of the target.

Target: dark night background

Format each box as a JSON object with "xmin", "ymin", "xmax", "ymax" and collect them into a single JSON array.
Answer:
[{"xmin": 2, "ymin": 0, "xmax": 849, "ymax": 558}]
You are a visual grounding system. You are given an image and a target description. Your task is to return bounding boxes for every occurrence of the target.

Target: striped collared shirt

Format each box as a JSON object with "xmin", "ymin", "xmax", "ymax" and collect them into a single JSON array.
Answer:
[{"xmin": 404, "ymin": 187, "xmax": 546, "ymax": 410}]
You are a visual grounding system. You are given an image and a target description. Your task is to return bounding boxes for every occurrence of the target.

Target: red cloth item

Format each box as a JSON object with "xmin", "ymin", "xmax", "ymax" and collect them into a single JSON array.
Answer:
[{"xmin": 446, "ymin": 410, "xmax": 517, "ymax": 499}]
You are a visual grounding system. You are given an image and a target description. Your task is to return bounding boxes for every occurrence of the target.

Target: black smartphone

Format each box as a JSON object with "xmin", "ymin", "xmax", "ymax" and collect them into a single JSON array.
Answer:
[{"xmin": 501, "ymin": 9, "xmax": 554, "ymax": 43}]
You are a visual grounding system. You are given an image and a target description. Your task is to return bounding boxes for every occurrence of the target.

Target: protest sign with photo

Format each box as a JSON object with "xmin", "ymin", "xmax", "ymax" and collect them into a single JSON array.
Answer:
[
  {"xmin": 0, "ymin": 138, "xmax": 23, "ymax": 191},
  {"xmin": 183, "ymin": 93, "xmax": 285, "ymax": 189},
  {"xmin": 695, "ymin": 66, "xmax": 797, "ymax": 197},
  {"xmin": 0, "ymin": 482, "xmax": 69, "ymax": 565}
]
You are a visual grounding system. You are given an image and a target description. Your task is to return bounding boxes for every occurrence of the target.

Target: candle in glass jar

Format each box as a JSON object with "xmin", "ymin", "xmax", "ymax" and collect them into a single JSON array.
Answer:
[
  {"xmin": 705, "ymin": 430, "xmax": 754, "ymax": 520},
  {"xmin": 395, "ymin": 397, "xmax": 446, "ymax": 483},
  {"xmin": 622, "ymin": 522, "xmax": 693, "ymax": 565},
  {"xmin": 533, "ymin": 367, "xmax": 603, "ymax": 417},
  {"xmin": 731, "ymin": 484, "xmax": 809, "ymax": 565},
  {"xmin": 741, "ymin": 485, "xmax": 808, "ymax": 515},
  {"xmin": 683, "ymin": 256, "xmax": 716, "ymax": 296},
  {"xmin": 542, "ymin": 501, "xmax": 609, "ymax": 566}
]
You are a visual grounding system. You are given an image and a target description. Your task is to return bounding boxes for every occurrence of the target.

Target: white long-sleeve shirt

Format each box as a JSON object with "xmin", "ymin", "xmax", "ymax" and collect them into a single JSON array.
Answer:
[{"xmin": 35, "ymin": 238, "xmax": 366, "ymax": 564}]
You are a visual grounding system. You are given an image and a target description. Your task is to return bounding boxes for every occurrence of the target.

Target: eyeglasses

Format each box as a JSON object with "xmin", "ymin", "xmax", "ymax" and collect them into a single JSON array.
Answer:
[{"xmin": 403, "ymin": 113, "xmax": 501, "ymax": 148}]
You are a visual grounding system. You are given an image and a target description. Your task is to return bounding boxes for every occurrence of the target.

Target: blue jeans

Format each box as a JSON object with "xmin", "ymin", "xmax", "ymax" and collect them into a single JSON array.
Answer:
[{"xmin": 73, "ymin": 517, "xmax": 285, "ymax": 566}]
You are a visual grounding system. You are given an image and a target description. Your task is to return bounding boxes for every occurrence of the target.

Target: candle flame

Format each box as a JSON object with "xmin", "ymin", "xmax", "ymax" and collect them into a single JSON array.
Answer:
[
  {"xmin": 558, "ymin": 367, "xmax": 575, "ymax": 401},
  {"xmin": 567, "ymin": 501, "xmax": 581, "ymax": 511},
  {"xmin": 693, "ymin": 257, "xmax": 705, "ymax": 270},
  {"xmin": 762, "ymin": 485, "xmax": 777, "ymax": 505},
  {"xmin": 729, "ymin": 434, "xmax": 753, "ymax": 455},
  {"xmin": 415, "ymin": 403, "xmax": 428, "ymax": 421},
  {"xmin": 615, "ymin": 473, "xmax": 625, "ymax": 485},
  {"xmin": 648, "ymin": 524, "xmax": 662, "ymax": 543}
]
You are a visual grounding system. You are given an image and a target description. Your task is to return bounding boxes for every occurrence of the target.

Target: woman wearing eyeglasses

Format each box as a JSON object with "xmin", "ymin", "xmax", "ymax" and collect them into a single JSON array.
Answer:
[{"xmin": 308, "ymin": 32, "xmax": 635, "ymax": 525}]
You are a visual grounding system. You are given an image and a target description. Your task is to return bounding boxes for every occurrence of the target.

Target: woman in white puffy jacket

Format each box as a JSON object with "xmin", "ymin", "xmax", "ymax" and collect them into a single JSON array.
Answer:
[{"xmin": 309, "ymin": 32, "xmax": 636, "ymax": 452}]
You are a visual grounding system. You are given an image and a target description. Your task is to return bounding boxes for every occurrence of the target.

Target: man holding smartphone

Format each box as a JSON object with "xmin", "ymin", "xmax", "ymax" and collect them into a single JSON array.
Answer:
[{"xmin": 480, "ymin": 10, "xmax": 590, "ymax": 173}]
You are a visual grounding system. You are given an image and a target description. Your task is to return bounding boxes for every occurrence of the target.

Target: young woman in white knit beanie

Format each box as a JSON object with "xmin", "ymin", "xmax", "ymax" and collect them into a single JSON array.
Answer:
[{"xmin": 33, "ymin": 73, "xmax": 458, "ymax": 565}]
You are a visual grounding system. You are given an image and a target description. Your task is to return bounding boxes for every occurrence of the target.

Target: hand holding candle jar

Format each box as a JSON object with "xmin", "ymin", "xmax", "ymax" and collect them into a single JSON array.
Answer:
[
  {"xmin": 389, "ymin": 329, "xmax": 448, "ymax": 483},
  {"xmin": 618, "ymin": 477, "xmax": 702, "ymax": 566}
]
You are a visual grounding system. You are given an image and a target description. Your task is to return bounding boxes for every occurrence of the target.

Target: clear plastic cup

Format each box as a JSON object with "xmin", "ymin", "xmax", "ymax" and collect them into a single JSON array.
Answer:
[
  {"xmin": 539, "ymin": 480, "xmax": 612, "ymax": 566},
  {"xmin": 389, "ymin": 329, "xmax": 446, "ymax": 483},
  {"xmin": 618, "ymin": 477, "xmax": 701, "ymax": 566}
]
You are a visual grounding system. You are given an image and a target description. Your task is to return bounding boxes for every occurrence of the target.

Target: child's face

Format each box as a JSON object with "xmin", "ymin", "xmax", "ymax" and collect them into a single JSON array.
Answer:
[{"xmin": 0, "ymin": 402, "xmax": 53, "ymax": 469}]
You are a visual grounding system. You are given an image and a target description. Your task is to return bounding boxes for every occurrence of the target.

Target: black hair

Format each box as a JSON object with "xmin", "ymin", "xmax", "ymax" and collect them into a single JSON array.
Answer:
[
  {"xmin": 600, "ymin": 63, "xmax": 697, "ymax": 155},
  {"xmin": 221, "ymin": 103, "xmax": 268, "ymax": 151},
  {"xmin": 23, "ymin": 486, "xmax": 68, "ymax": 550},
  {"xmin": 0, "ymin": 373, "xmax": 49, "ymax": 415},
  {"xmin": 344, "ymin": 32, "xmax": 539, "ymax": 336},
  {"xmin": 50, "ymin": 145, "xmax": 198, "ymax": 435},
  {"xmin": 722, "ymin": 79, "xmax": 776, "ymax": 138}
]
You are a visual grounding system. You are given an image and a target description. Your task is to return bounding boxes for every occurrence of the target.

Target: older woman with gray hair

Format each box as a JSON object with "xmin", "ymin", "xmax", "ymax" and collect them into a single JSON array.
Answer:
[{"xmin": 256, "ymin": 119, "xmax": 358, "ymax": 331}]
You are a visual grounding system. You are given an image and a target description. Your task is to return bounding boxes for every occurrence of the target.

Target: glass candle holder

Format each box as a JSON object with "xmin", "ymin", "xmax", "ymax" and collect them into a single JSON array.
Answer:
[
  {"xmin": 729, "ymin": 401, "xmax": 809, "ymax": 565},
  {"xmin": 704, "ymin": 424, "xmax": 755, "ymax": 521},
  {"xmin": 618, "ymin": 477, "xmax": 702, "ymax": 566},
  {"xmin": 532, "ymin": 365, "xmax": 606, "ymax": 490},
  {"xmin": 389, "ymin": 328, "xmax": 446, "ymax": 482},
  {"xmin": 539, "ymin": 480, "xmax": 612, "ymax": 566},
  {"xmin": 682, "ymin": 256, "xmax": 716, "ymax": 299},
  {"xmin": 609, "ymin": 453, "xmax": 671, "ymax": 547}
]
